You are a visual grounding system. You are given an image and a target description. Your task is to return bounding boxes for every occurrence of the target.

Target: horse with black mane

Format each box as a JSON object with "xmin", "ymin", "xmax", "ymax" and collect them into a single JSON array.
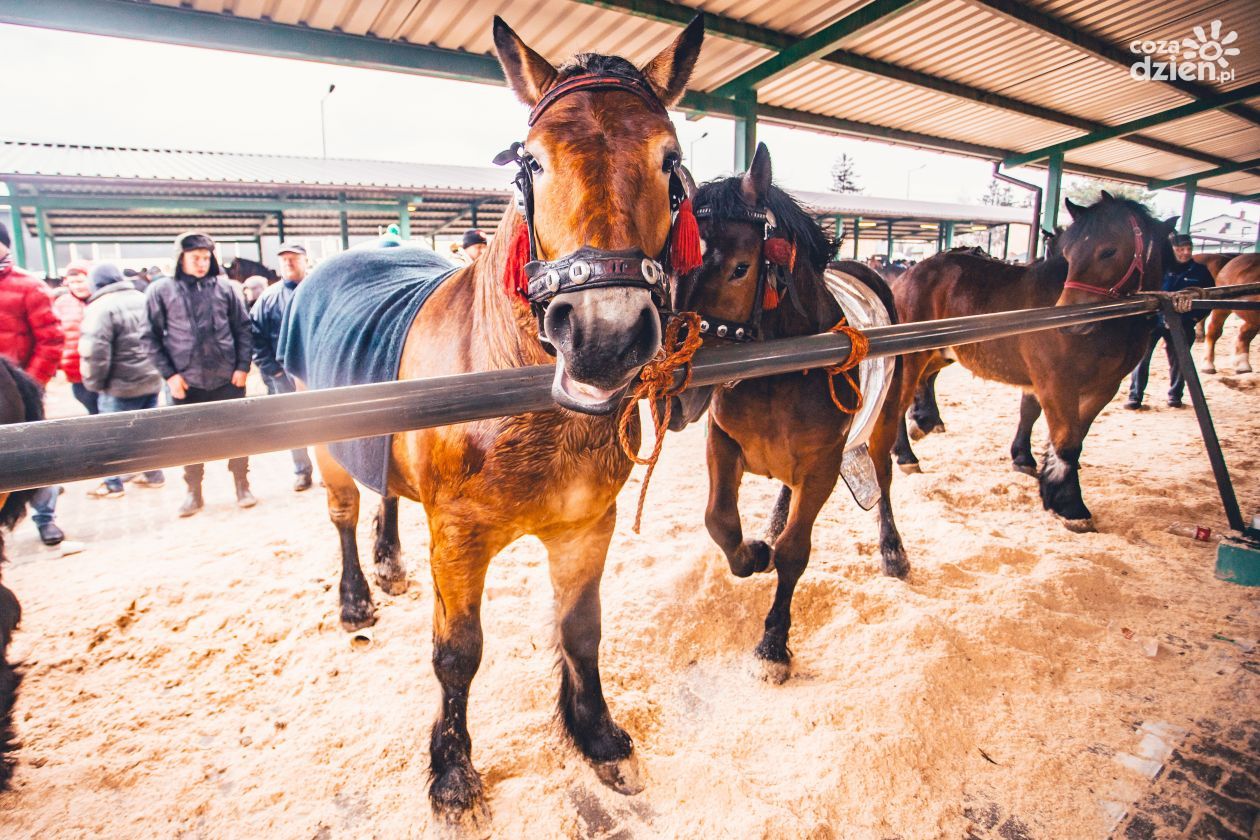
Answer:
[
  {"xmin": 0, "ymin": 357, "xmax": 43, "ymax": 790},
  {"xmin": 223, "ymin": 256, "xmax": 278, "ymax": 285},
  {"xmin": 278, "ymin": 17, "xmax": 706, "ymax": 830},
  {"xmin": 882, "ymin": 193, "xmax": 1176, "ymax": 533},
  {"xmin": 671, "ymin": 144, "xmax": 907, "ymax": 681}
]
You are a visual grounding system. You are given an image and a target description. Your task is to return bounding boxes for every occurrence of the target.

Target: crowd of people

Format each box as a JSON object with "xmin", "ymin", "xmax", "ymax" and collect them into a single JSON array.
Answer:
[{"xmin": 0, "ymin": 223, "xmax": 492, "ymax": 552}]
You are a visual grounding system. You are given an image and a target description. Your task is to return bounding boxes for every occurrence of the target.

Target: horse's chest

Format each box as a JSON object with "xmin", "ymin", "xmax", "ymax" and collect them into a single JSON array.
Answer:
[{"xmin": 713, "ymin": 376, "xmax": 845, "ymax": 482}]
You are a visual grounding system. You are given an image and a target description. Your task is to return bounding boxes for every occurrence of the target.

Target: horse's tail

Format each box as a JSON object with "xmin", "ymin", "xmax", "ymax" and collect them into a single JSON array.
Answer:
[{"xmin": 0, "ymin": 358, "xmax": 44, "ymax": 532}]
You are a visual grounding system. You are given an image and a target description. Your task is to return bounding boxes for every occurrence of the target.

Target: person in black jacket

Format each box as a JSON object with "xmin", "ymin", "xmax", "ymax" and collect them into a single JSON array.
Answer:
[
  {"xmin": 250, "ymin": 243, "xmax": 313, "ymax": 491},
  {"xmin": 1125, "ymin": 234, "xmax": 1215, "ymax": 410},
  {"xmin": 142, "ymin": 232, "xmax": 256, "ymax": 516}
]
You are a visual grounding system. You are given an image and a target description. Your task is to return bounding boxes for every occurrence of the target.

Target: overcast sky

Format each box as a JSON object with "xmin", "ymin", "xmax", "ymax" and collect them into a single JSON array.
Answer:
[{"xmin": 0, "ymin": 23, "xmax": 1250, "ymax": 227}]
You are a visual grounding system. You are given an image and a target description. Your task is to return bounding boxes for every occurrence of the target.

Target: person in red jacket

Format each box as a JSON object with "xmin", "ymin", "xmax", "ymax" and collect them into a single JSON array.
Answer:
[
  {"xmin": 0, "ymin": 221, "xmax": 76, "ymax": 548},
  {"xmin": 52, "ymin": 259, "xmax": 97, "ymax": 414}
]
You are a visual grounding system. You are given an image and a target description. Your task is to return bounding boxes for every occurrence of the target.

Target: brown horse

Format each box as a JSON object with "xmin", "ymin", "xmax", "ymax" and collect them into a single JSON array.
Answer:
[
  {"xmin": 672, "ymin": 144, "xmax": 907, "ymax": 682},
  {"xmin": 0, "ymin": 357, "xmax": 42, "ymax": 790},
  {"xmin": 885, "ymin": 193, "xmax": 1176, "ymax": 532},
  {"xmin": 297, "ymin": 17, "xmax": 705, "ymax": 829},
  {"xmin": 1202, "ymin": 252, "xmax": 1259, "ymax": 374}
]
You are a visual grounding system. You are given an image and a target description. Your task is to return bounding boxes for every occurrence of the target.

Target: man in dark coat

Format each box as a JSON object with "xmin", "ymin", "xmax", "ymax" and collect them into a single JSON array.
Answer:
[
  {"xmin": 142, "ymin": 231, "xmax": 256, "ymax": 516},
  {"xmin": 1125, "ymin": 233, "xmax": 1215, "ymax": 409},
  {"xmin": 250, "ymin": 242, "xmax": 313, "ymax": 491}
]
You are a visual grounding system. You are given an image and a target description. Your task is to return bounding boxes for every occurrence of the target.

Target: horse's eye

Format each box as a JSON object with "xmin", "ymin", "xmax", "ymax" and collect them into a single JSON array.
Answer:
[
  {"xmin": 1100, "ymin": 247, "xmax": 1116, "ymax": 259},
  {"xmin": 528, "ymin": 157, "xmax": 543, "ymax": 174},
  {"xmin": 732, "ymin": 263, "xmax": 750, "ymax": 279}
]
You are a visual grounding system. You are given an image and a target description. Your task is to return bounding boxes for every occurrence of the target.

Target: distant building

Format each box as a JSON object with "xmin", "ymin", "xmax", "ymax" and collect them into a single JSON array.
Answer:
[{"xmin": 1189, "ymin": 212, "xmax": 1256, "ymax": 253}]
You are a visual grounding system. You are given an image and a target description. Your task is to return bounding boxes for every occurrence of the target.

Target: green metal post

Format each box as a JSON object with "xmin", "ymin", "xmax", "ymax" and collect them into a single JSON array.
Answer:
[
  {"xmin": 255, "ymin": 238, "xmax": 263, "ymax": 261},
  {"xmin": 733, "ymin": 94, "xmax": 757, "ymax": 172},
  {"xmin": 1003, "ymin": 224, "xmax": 1010, "ymax": 260},
  {"xmin": 34, "ymin": 207, "xmax": 54, "ymax": 278},
  {"xmin": 834, "ymin": 215, "xmax": 844, "ymax": 254},
  {"xmin": 338, "ymin": 193, "xmax": 349, "ymax": 250},
  {"xmin": 1179, "ymin": 181, "xmax": 1196, "ymax": 235},
  {"xmin": 1254, "ymin": 217, "xmax": 1260, "ymax": 254},
  {"xmin": 6, "ymin": 199, "xmax": 25, "ymax": 267},
  {"xmin": 886, "ymin": 221, "xmax": 894, "ymax": 261},
  {"xmin": 853, "ymin": 217, "xmax": 861, "ymax": 258},
  {"xmin": 1041, "ymin": 151, "xmax": 1063, "ymax": 233},
  {"xmin": 275, "ymin": 211, "xmax": 285, "ymax": 243},
  {"xmin": 397, "ymin": 200, "xmax": 411, "ymax": 239},
  {"xmin": 943, "ymin": 221, "xmax": 954, "ymax": 249}
]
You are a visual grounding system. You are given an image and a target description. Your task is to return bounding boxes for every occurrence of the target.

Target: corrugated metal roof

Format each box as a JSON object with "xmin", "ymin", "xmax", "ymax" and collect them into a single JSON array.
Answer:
[{"xmin": 5, "ymin": 0, "xmax": 1260, "ymax": 200}]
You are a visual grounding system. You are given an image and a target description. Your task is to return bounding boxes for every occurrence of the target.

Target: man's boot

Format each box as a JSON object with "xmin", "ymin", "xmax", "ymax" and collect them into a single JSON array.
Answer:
[
  {"xmin": 235, "ymin": 475, "xmax": 257, "ymax": 509},
  {"xmin": 179, "ymin": 481, "xmax": 204, "ymax": 518}
]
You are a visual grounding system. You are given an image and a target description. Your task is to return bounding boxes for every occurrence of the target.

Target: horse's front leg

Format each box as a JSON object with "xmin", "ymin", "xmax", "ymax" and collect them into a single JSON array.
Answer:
[
  {"xmin": 1235, "ymin": 319, "xmax": 1257, "ymax": 373},
  {"xmin": 539, "ymin": 506, "xmax": 641, "ymax": 795},
  {"xmin": 313, "ymin": 445, "xmax": 375, "ymax": 631},
  {"xmin": 1035, "ymin": 383, "xmax": 1094, "ymax": 532},
  {"xmin": 756, "ymin": 466, "xmax": 839, "ymax": 683},
  {"xmin": 705, "ymin": 420, "xmax": 769, "ymax": 577},
  {"xmin": 427, "ymin": 517, "xmax": 504, "ymax": 831},
  {"xmin": 371, "ymin": 496, "xmax": 408, "ymax": 595},
  {"xmin": 869, "ymin": 381, "xmax": 910, "ymax": 579},
  {"xmin": 1010, "ymin": 391, "xmax": 1043, "ymax": 475}
]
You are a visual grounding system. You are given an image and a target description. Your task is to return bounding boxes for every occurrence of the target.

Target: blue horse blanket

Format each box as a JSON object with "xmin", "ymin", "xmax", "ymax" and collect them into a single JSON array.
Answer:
[{"xmin": 277, "ymin": 243, "xmax": 458, "ymax": 495}]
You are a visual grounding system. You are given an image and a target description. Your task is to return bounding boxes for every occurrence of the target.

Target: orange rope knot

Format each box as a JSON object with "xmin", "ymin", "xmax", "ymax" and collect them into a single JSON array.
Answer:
[
  {"xmin": 824, "ymin": 317, "xmax": 869, "ymax": 415},
  {"xmin": 617, "ymin": 311, "xmax": 704, "ymax": 533}
]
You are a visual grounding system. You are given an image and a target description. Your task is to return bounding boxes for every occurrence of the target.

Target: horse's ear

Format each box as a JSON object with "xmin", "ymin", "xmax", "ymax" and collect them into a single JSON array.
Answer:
[
  {"xmin": 1162, "ymin": 216, "xmax": 1180, "ymax": 234},
  {"xmin": 1100, "ymin": 190, "xmax": 1115, "ymax": 202},
  {"xmin": 492, "ymin": 17, "xmax": 558, "ymax": 108},
  {"xmin": 640, "ymin": 15, "xmax": 705, "ymax": 108},
  {"xmin": 1064, "ymin": 197, "xmax": 1087, "ymax": 221},
  {"xmin": 741, "ymin": 142, "xmax": 772, "ymax": 206}
]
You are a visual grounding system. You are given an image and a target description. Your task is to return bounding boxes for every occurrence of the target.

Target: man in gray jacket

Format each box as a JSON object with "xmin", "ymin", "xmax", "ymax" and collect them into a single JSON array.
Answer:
[
  {"xmin": 142, "ymin": 232, "xmax": 256, "ymax": 516},
  {"xmin": 80, "ymin": 263, "xmax": 167, "ymax": 497}
]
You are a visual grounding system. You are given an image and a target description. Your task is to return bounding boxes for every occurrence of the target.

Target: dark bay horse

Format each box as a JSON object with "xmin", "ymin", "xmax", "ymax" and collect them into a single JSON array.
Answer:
[
  {"xmin": 297, "ymin": 17, "xmax": 706, "ymax": 830},
  {"xmin": 224, "ymin": 256, "xmax": 278, "ymax": 285},
  {"xmin": 672, "ymin": 144, "xmax": 907, "ymax": 682},
  {"xmin": 884, "ymin": 193, "xmax": 1176, "ymax": 532},
  {"xmin": 0, "ymin": 358, "xmax": 42, "ymax": 790},
  {"xmin": 1202, "ymin": 253, "xmax": 1259, "ymax": 374}
]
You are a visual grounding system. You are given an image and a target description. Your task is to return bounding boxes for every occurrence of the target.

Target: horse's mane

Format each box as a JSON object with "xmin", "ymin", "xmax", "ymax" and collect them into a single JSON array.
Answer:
[
  {"xmin": 470, "ymin": 209, "xmax": 552, "ymax": 370},
  {"xmin": 558, "ymin": 53, "xmax": 644, "ymax": 82},
  {"xmin": 693, "ymin": 179, "xmax": 838, "ymax": 273}
]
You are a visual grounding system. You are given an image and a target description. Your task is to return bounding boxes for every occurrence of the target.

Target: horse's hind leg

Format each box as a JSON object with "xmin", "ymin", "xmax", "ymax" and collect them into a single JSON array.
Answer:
[
  {"xmin": 1010, "ymin": 391, "xmax": 1043, "ymax": 476},
  {"xmin": 540, "ymin": 507, "xmax": 640, "ymax": 794},
  {"xmin": 313, "ymin": 445, "xmax": 375, "ymax": 631},
  {"xmin": 0, "ymin": 536, "xmax": 20, "ymax": 790},
  {"xmin": 1234, "ymin": 318, "xmax": 1257, "ymax": 373},
  {"xmin": 1202, "ymin": 309, "xmax": 1226, "ymax": 374},
  {"xmin": 427, "ymin": 518, "xmax": 503, "ymax": 829},
  {"xmin": 371, "ymin": 496, "xmax": 408, "ymax": 595},
  {"xmin": 764, "ymin": 485, "xmax": 791, "ymax": 544},
  {"xmin": 907, "ymin": 366, "xmax": 947, "ymax": 439},
  {"xmin": 869, "ymin": 381, "xmax": 909, "ymax": 579},
  {"xmin": 756, "ymin": 468, "xmax": 838, "ymax": 683},
  {"xmin": 705, "ymin": 419, "xmax": 769, "ymax": 577}
]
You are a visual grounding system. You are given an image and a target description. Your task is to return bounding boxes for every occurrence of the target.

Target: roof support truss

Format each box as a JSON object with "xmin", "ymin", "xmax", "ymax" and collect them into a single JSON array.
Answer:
[{"xmin": 1148, "ymin": 157, "xmax": 1260, "ymax": 191}]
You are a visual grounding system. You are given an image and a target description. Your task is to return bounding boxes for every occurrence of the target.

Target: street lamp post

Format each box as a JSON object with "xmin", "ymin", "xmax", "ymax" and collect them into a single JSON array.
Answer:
[
  {"xmin": 689, "ymin": 131, "xmax": 709, "ymax": 167},
  {"xmin": 320, "ymin": 84, "xmax": 337, "ymax": 158}
]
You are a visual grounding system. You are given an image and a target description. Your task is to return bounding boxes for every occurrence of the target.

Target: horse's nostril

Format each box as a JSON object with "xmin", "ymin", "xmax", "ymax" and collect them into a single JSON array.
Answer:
[
  {"xmin": 545, "ymin": 301, "xmax": 579, "ymax": 349},
  {"xmin": 620, "ymin": 305, "xmax": 661, "ymax": 367}
]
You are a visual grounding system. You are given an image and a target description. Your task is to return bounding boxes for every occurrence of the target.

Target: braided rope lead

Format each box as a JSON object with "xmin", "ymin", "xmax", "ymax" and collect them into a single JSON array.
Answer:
[
  {"xmin": 617, "ymin": 311, "xmax": 704, "ymax": 533},
  {"xmin": 825, "ymin": 318, "xmax": 870, "ymax": 415}
]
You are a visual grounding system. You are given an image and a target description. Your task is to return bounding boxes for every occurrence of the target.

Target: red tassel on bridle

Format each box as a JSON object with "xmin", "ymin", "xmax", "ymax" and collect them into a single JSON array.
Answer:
[
  {"xmin": 670, "ymin": 199, "xmax": 703, "ymax": 277},
  {"xmin": 503, "ymin": 222, "xmax": 531, "ymax": 304},
  {"xmin": 761, "ymin": 237, "xmax": 796, "ymax": 311}
]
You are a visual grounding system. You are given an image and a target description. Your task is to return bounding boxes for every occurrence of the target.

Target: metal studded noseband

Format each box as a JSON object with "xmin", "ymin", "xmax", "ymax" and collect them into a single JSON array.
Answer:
[{"xmin": 525, "ymin": 246, "xmax": 669, "ymax": 308}]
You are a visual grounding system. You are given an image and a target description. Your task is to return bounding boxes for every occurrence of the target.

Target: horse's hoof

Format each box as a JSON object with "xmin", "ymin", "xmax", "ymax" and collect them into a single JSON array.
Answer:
[
  {"xmin": 376, "ymin": 574, "xmax": 409, "ymax": 596},
  {"xmin": 728, "ymin": 540, "xmax": 772, "ymax": 578},
  {"xmin": 1236, "ymin": 360, "xmax": 1253, "ymax": 374},
  {"xmin": 898, "ymin": 462, "xmax": 923, "ymax": 475},
  {"xmin": 881, "ymin": 550, "xmax": 910, "ymax": 580},
  {"xmin": 755, "ymin": 654, "xmax": 791, "ymax": 684},
  {"xmin": 592, "ymin": 753, "xmax": 644, "ymax": 796},
  {"xmin": 431, "ymin": 763, "xmax": 491, "ymax": 838},
  {"xmin": 1012, "ymin": 463, "xmax": 1038, "ymax": 477},
  {"xmin": 1201, "ymin": 365, "xmax": 1216, "ymax": 375},
  {"xmin": 1061, "ymin": 517, "xmax": 1096, "ymax": 534},
  {"xmin": 907, "ymin": 419, "xmax": 927, "ymax": 441},
  {"xmin": 339, "ymin": 600, "xmax": 377, "ymax": 632}
]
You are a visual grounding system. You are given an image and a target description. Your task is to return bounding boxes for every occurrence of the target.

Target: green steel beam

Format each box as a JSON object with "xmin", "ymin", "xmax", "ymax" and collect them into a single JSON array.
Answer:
[
  {"xmin": 712, "ymin": 0, "xmax": 926, "ymax": 96},
  {"xmin": 1149, "ymin": 157, "xmax": 1260, "ymax": 191},
  {"xmin": 969, "ymin": 0, "xmax": 1260, "ymax": 131},
  {"xmin": 0, "ymin": 0, "xmax": 504, "ymax": 86},
  {"xmin": 1002, "ymin": 224, "xmax": 1010, "ymax": 260},
  {"xmin": 852, "ymin": 217, "xmax": 862, "ymax": 258},
  {"xmin": 1179, "ymin": 182, "xmax": 1196, "ymax": 236},
  {"xmin": 54, "ymin": 236, "xmax": 264, "ymax": 244},
  {"xmin": 1232, "ymin": 193, "xmax": 1260, "ymax": 205},
  {"xmin": 886, "ymin": 221, "xmax": 894, "ymax": 260},
  {"xmin": 34, "ymin": 207, "xmax": 53, "ymax": 278},
  {"xmin": 275, "ymin": 211, "xmax": 285, "ymax": 242},
  {"xmin": 339, "ymin": 193, "xmax": 350, "ymax": 249},
  {"xmin": 397, "ymin": 200, "xmax": 411, "ymax": 239},
  {"xmin": 942, "ymin": 221, "xmax": 954, "ymax": 249},
  {"xmin": 5, "ymin": 192, "xmax": 25, "ymax": 267},
  {"xmin": 18, "ymin": 195, "xmax": 403, "ymax": 214},
  {"xmin": 1005, "ymin": 82, "xmax": 1260, "ymax": 167},
  {"xmin": 567, "ymin": 0, "xmax": 784, "ymax": 49},
  {"xmin": 1041, "ymin": 152, "xmax": 1063, "ymax": 232},
  {"xmin": 732, "ymin": 94, "xmax": 757, "ymax": 171}
]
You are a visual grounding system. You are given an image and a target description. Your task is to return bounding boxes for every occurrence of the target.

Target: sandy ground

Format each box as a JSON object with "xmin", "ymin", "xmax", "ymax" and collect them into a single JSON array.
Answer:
[{"xmin": 0, "ymin": 326, "xmax": 1257, "ymax": 839}]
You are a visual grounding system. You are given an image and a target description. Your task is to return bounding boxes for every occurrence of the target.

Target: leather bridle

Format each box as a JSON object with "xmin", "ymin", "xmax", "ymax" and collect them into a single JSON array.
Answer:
[
  {"xmin": 687, "ymin": 203, "xmax": 784, "ymax": 343},
  {"xmin": 493, "ymin": 71, "xmax": 693, "ymax": 327},
  {"xmin": 1061, "ymin": 210, "xmax": 1149, "ymax": 299}
]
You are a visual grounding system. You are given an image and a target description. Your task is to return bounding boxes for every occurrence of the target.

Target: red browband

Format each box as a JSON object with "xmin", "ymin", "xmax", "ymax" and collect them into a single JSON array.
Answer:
[
  {"xmin": 528, "ymin": 73, "xmax": 667, "ymax": 126},
  {"xmin": 1062, "ymin": 210, "xmax": 1146, "ymax": 299}
]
